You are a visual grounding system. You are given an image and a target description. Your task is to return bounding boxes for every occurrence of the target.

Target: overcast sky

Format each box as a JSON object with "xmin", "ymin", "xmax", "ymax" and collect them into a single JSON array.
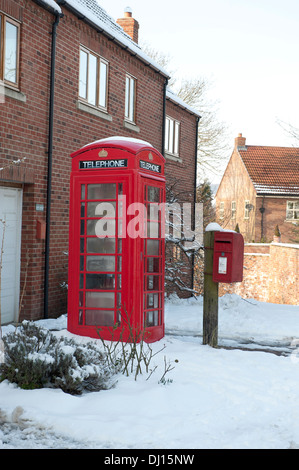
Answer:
[{"xmin": 99, "ymin": 0, "xmax": 299, "ymax": 176}]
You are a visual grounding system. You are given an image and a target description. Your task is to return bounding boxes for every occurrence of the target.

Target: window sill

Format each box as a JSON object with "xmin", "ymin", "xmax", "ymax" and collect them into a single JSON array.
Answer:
[
  {"xmin": 123, "ymin": 120, "xmax": 140, "ymax": 133},
  {"xmin": 164, "ymin": 151, "xmax": 182, "ymax": 163},
  {"xmin": 76, "ymin": 100, "xmax": 112, "ymax": 121},
  {"xmin": 3, "ymin": 85, "xmax": 26, "ymax": 103}
]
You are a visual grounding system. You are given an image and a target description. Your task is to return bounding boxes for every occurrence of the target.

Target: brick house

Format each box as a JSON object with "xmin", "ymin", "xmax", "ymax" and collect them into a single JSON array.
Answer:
[
  {"xmin": 0, "ymin": 0, "xmax": 200, "ymax": 324},
  {"xmin": 215, "ymin": 134, "xmax": 299, "ymax": 243}
]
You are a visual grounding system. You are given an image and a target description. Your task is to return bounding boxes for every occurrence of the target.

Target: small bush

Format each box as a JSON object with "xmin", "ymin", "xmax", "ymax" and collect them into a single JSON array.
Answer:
[{"xmin": 0, "ymin": 321, "xmax": 118, "ymax": 395}]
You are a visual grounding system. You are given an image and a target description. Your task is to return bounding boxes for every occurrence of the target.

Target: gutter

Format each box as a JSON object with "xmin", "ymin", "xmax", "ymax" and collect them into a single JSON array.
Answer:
[{"xmin": 44, "ymin": 10, "xmax": 63, "ymax": 319}]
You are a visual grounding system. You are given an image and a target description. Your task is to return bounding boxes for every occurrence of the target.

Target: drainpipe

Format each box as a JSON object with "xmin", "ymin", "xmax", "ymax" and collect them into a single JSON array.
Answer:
[
  {"xmin": 44, "ymin": 12, "xmax": 62, "ymax": 319},
  {"xmin": 191, "ymin": 116, "xmax": 200, "ymax": 292},
  {"xmin": 162, "ymin": 78, "xmax": 168, "ymax": 156},
  {"xmin": 259, "ymin": 196, "xmax": 265, "ymax": 242}
]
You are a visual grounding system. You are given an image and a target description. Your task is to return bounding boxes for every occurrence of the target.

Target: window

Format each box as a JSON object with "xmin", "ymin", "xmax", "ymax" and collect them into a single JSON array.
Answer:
[
  {"xmin": 125, "ymin": 74, "xmax": 136, "ymax": 122},
  {"xmin": 286, "ymin": 200, "xmax": 299, "ymax": 220},
  {"xmin": 165, "ymin": 116, "xmax": 180, "ymax": 156},
  {"xmin": 0, "ymin": 14, "xmax": 20, "ymax": 87},
  {"xmin": 244, "ymin": 200, "xmax": 250, "ymax": 219},
  {"xmin": 79, "ymin": 46, "xmax": 108, "ymax": 109},
  {"xmin": 231, "ymin": 201, "xmax": 236, "ymax": 219},
  {"xmin": 219, "ymin": 202, "xmax": 224, "ymax": 219}
]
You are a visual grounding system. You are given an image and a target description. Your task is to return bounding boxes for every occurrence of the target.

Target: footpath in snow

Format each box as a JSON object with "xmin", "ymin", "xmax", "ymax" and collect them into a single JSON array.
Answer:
[{"xmin": 1, "ymin": 293, "xmax": 299, "ymax": 450}]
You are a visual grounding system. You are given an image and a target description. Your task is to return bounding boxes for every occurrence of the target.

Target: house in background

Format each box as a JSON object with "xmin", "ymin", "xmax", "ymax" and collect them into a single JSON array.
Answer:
[
  {"xmin": 216, "ymin": 134, "xmax": 299, "ymax": 243},
  {"xmin": 0, "ymin": 0, "xmax": 200, "ymax": 324}
]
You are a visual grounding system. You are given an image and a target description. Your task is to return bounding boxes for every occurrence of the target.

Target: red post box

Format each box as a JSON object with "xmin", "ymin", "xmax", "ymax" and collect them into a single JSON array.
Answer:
[
  {"xmin": 67, "ymin": 137, "xmax": 166, "ymax": 343},
  {"xmin": 212, "ymin": 231, "xmax": 244, "ymax": 283}
]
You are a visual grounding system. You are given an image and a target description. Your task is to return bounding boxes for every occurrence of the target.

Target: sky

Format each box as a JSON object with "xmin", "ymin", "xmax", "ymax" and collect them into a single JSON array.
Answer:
[{"xmin": 98, "ymin": 0, "xmax": 299, "ymax": 179}]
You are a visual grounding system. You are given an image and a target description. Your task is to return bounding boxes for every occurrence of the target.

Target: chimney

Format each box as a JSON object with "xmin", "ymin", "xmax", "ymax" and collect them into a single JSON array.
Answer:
[
  {"xmin": 235, "ymin": 133, "xmax": 247, "ymax": 150},
  {"xmin": 116, "ymin": 7, "xmax": 139, "ymax": 44}
]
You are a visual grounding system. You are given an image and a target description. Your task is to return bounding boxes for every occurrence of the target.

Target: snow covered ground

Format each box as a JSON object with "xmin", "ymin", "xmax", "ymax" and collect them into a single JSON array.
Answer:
[{"xmin": 1, "ymin": 293, "xmax": 299, "ymax": 450}]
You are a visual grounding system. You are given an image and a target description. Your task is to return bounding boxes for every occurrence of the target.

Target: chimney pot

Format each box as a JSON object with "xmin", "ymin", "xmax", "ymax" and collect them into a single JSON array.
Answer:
[{"xmin": 117, "ymin": 7, "xmax": 139, "ymax": 43}]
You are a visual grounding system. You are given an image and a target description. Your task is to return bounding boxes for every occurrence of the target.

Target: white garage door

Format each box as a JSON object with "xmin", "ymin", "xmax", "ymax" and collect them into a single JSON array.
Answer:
[{"xmin": 0, "ymin": 187, "xmax": 22, "ymax": 324}]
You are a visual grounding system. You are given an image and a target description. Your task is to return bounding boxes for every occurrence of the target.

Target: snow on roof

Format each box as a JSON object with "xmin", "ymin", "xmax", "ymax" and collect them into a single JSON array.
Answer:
[
  {"xmin": 166, "ymin": 87, "xmax": 201, "ymax": 118},
  {"xmin": 83, "ymin": 136, "xmax": 154, "ymax": 147},
  {"xmin": 36, "ymin": 0, "xmax": 62, "ymax": 14},
  {"xmin": 60, "ymin": 0, "xmax": 170, "ymax": 78}
]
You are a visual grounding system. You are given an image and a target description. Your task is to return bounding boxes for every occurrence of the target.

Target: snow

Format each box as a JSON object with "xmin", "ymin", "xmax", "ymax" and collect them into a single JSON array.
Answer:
[
  {"xmin": 1, "ymin": 293, "xmax": 299, "ymax": 449},
  {"xmin": 84, "ymin": 136, "xmax": 154, "ymax": 148},
  {"xmin": 64, "ymin": 0, "xmax": 169, "ymax": 78},
  {"xmin": 205, "ymin": 222, "xmax": 235, "ymax": 233}
]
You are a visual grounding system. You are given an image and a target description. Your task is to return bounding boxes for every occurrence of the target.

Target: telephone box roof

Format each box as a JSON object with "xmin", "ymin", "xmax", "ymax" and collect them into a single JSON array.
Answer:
[{"xmin": 71, "ymin": 137, "xmax": 165, "ymax": 160}]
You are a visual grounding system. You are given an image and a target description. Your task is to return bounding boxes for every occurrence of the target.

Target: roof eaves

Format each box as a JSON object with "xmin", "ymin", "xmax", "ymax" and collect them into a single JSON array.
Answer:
[
  {"xmin": 57, "ymin": 0, "xmax": 170, "ymax": 79},
  {"xmin": 166, "ymin": 88, "xmax": 201, "ymax": 118}
]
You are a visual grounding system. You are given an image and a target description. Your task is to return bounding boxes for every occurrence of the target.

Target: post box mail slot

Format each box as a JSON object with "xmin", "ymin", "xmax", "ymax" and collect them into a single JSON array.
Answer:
[{"xmin": 212, "ymin": 231, "xmax": 244, "ymax": 283}]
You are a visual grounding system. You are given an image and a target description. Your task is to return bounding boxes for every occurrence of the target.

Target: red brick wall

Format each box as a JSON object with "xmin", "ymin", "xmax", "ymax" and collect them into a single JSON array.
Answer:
[
  {"xmin": 164, "ymin": 99, "xmax": 198, "ymax": 296},
  {"xmin": 219, "ymin": 243, "xmax": 299, "ymax": 305},
  {"xmin": 0, "ymin": 0, "xmax": 198, "ymax": 320}
]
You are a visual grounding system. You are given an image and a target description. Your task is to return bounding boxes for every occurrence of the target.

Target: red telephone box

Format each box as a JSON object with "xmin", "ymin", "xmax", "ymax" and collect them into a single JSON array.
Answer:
[
  {"xmin": 212, "ymin": 231, "xmax": 244, "ymax": 283},
  {"xmin": 67, "ymin": 137, "xmax": 166, "ymax": 343}
]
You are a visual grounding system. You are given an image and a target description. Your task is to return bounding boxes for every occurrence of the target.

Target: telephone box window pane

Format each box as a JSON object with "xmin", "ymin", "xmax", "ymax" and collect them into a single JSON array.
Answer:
[
  {"xmin": 147, "ymin": 293, "xmax": 159, "ymax": 309},
  {"xmin": 86, "ymin": 256, "xmax": 115, "ymax": 272},
  {"xmin": 79, "ymin": 310, "xmax": 83, "ymax": 325},
  {"xmin": 87, "ymin": 184, "xmax": 116, "ymax": 200},
  {"xmin": 87, "ymin": 219, "xmax": 116, "ymax": 237},
  {"xmin": 80, "ymin": 256, "xmax": 84, "ymax": 271},
  {"xmin": 145, "ymin": 311, "xmax": 159, "ymax": 327},
  {"xmin": 87, "ymin": 201, "xmax": 116, "ymax": 217},
  {"xmin": 87, "ymin": 238, "xmax": 116, "ymax": 254},
  {"xmin": 147, "ymin": 187, "xmax": 160, "ymax": 203},
  {"xmin": 147, "ymin": 203, "xmax": 161, "ymax": 221},
  {"xmin": 80, "ymin": 238, "xmax": 84, "ymax": 253},
  {"xmin": 81, "ymin": 203, "xmax": 85, "ymax": 217},
  {"xmin": 147, "ymin": 221, "xmax": 160, "ymax": 238},
  {"xmin": 147, "ymin": 240, "xmax": 159, "ymax": 255},
  {"xmin": 147, "ymin": 275, "xmax": 160, "ymax": 291},
  {"xmin": 79, "ymin": 274, "xmax": 84, "ymax": 289},
  {"xmin": 80, "ymin": 220, "xmax": 85, "ymax": 235},
  {"xmin": 117, "ymin": 239, "xmax": 122, "ymax": 254},
  {"xmin": 86, "ymin": 292, "xmax": 114, "ymax": 308},
  {"xmin": 85, "ymin": 310, "xmax": 114, "ymax": 326},
  {"xmin": 147, "ymin": 258, "xmax": 160, "ymax": 273},
  {"xmin": 81, "ymin": 184, "xmax": 86, "ymax": 200},
  {"xmin": 4, "ymin": 21, "xmax": 18, "ymax": 83},
  {"xmin": 86, "ymin": 273, "xmax": 115, "ymax": 289}
]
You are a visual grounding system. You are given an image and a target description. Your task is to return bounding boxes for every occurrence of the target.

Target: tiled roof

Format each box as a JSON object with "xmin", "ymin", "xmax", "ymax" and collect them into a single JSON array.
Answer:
[{"xmin": 238, "ymin": 145, "xmax": 299, "ymax": 196}]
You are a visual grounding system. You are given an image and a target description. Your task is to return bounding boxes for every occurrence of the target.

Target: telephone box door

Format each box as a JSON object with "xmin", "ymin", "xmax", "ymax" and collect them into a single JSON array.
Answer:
[{"xmin": 142, "ymin": 178, "xmax": 165, "ymax": 340}]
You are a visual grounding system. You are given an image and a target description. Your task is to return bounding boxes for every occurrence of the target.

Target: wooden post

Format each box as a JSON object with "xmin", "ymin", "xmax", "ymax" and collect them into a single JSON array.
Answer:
[{"xmin": 203, "ymin": 230, "xmax": 219, "ymax": 347}]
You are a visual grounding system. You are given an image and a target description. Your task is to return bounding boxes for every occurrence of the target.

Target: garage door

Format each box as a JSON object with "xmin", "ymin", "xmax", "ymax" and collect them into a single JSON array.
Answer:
[{"xmin": 0, "ymin": 187, "xmax": 22, "ymax": 324}]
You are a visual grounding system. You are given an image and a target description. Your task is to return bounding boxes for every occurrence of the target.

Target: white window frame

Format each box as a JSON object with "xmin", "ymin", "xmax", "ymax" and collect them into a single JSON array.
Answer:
[
  {"xmin": 286, "ymin": 200, "xmax": 299, "ymax": 220},
  {"xmin": 165, "ymin": 116, "xmax": 180, "ymax": 156},
  {"xmin": 0, "ymin": 14, "xmax": 20, "ymax": 88},
  {"xmin": 219, "ymin": 201, "xmax": 224, "ymax": 219},
  {"xmin": 231, "ymin": 201, "xmax": 236, "ymax": 219},
  {"xmin": 125, "ymin": 73, "xmax": 136, "ymax": 123},
  {"xmin": 79, "ymin": 46, "xmax": 109, "ymax": 110}
]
